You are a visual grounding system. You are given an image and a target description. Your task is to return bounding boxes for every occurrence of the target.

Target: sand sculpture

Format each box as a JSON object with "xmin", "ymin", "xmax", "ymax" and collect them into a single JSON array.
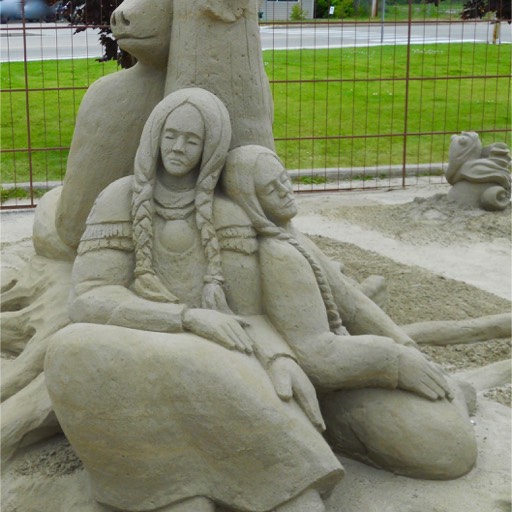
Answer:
[
  {"xmin": 1, "ymin": 1, "xmax": 511, "ymax": 511},
  {"xmin": 44, "ymin": 90, "xmax": 478, "ymax": 511},
  {"xmin": 54, "ymin": 0, "xmax": 173, "ymax": 251},
  {"xmin": 54, "ymin": 0, "xmax": 274, "ymax": 252},
  {"xmin": 446, "ymin": 132, "xmax": 511, "ymax": 211}
]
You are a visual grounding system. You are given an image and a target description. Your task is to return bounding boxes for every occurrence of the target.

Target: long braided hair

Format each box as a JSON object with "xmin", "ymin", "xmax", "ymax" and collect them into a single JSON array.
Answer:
[
  {"xmin": 131, "ymin": 88, "xmax": 232, "ymax": 310},
  {"xmin": 222, "ymin": 145, "xmax": 345, "ymax": 334}
]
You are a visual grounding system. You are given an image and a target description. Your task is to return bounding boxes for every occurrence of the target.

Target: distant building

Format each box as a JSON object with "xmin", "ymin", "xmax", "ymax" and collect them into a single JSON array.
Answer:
[{"xmin": 259, "ymin": 0, "xmax": 315, "ymax": 21}]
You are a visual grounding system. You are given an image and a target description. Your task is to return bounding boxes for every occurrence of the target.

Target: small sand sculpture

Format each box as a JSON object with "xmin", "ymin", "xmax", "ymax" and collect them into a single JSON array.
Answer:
[{"xmin": 446, "ymin": 131, "xmax": 511, "ymax": 211}]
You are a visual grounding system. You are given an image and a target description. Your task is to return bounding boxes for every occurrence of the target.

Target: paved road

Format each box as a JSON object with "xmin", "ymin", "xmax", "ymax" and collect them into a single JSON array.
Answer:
[
  {"xmin": 1, "ymin": 22, "xmax": 103, "ymax": 61},
  {"xmin": 1, "ymin": 20, "xmax": 510, "ymax": 62},
  {"xmin": 260, "ymin": 21, "xmax": 512, "ymax": 49}
]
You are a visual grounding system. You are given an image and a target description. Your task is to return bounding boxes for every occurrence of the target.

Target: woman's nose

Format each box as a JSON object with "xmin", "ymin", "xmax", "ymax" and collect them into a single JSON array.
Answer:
[
  {"xmin": 111, "ymin": 9, "xmax": 130, "ymax": 26},
  {"xmin": 173, "ymin": 136, "xmax": 186, "ymax": 152},
  {"xmin": 275, "ymin": 181, "xmax": 288, "ymax": 196}
]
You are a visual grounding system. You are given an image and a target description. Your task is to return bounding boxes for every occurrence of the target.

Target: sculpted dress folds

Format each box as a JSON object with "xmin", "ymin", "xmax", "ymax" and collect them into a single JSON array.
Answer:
[{"xmin": 45, "ymin": 89, "xmax": 343, "ymax": 512}]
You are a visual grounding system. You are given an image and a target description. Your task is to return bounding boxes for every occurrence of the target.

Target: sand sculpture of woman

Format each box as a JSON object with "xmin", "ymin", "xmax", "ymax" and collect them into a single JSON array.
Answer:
[
  {"xmin": 222, "ymin": 145, "xmax": 478, "ymax": 480},
  {"xmin": 45, "ymin": 89, "xmax": 343, "ymax": 512}
]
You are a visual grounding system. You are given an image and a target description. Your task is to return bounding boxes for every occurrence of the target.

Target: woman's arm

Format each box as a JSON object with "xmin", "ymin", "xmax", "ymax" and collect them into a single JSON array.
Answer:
[
  {"xmin": 71, "ymin": 247, "xmax": 253, "ymax": 352},
  {"xmin": 295, "ymin": 231, "xmax": 416, "ymax": 346},
  {"xmin": 259, "ymin": 237, "xmax": 451, "ymax": 399},
  {"xmin": 70, "ymin": 248, "xmax": 186, "ymax": 332}
]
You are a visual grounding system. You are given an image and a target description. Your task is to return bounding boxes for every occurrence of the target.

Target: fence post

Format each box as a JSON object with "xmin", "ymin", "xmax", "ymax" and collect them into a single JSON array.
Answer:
[
  {"xmin": 401, "ymin": 0, "xmax": 413, "ymax": 188},
  {"xmin": 21, "ymin": 0, "xmax": 35, "ymax": 206}
]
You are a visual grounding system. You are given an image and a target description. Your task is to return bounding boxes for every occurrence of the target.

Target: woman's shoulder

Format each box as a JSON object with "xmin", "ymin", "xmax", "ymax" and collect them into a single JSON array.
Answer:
[
  {"xmin": 213, "ymin": 194, "xmax": 258, "ymax": 255},
  {"xmin": 78, "ymin": 177, "xmax": 134, "ymax": 255},
  {"xmin": 87, "ymin": 176, "xmax": 134, "ymax": 225},
  {"xmin": 213, "ymin": 194, "xmax": 251, "ymax": 227}
]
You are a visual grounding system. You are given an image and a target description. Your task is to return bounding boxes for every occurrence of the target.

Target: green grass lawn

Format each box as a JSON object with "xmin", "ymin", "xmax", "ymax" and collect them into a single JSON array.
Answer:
[
  {"xmin": 266, "ymin": 43, "xmax": 511, "ymax": 170},
  {"xmin": 1, "ymin": 58, "xmax": 119, "ymax": 184},
  {"xmin": 1, "ymin": 43, "xmax": 510, "ymax": 183}
]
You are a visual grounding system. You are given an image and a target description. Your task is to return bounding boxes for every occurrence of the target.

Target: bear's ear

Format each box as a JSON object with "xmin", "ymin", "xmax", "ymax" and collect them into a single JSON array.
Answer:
[{"xmin": 200, "ymin": 0, "xmax": 251, "ymax": 22}]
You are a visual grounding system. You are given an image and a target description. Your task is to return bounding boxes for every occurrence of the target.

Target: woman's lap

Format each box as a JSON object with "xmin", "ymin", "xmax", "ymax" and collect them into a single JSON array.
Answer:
[{"xmin": 45, "ymin": 323, "xmax": 342, "ymax": 511}]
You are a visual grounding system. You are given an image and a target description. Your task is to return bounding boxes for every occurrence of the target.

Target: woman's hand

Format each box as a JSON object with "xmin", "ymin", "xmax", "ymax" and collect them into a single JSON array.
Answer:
[
  {"xmin": 397, "ymin": 346, "xmax": 454, "ymax": 401},
  {"xmin": 182, "ymin": 308, "xmax": 253, "ymax": 354},
  {"xmin": 268, "ymin": 357, "xmax": 326, "ymax": 433}
]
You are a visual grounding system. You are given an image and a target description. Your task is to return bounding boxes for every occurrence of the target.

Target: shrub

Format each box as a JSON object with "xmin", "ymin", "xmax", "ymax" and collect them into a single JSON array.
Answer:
[
  {"xmin": 336, "ymin": 0, "xmax": 355, "ymax": 18},
  {"xmin": 290, "ymin": 3, "xmax": 307, "ymax": 20},
  {"xmin": 315, "ymin": 0, "xmax": 328, "ymax": 17}
]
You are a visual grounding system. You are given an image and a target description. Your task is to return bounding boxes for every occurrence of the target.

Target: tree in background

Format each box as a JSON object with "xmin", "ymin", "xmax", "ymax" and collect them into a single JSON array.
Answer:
[
  {"xmin": 290, "ymin": 3, "xmax": 308, "ymax": 20},
  {"xmin": 459, "ymin": 0, "xmax": 511, "ymax": 21},
  {"xmin": 315, "ymin": 0, "xmax": 331, "ymax": 17},
  {"xmin": 71, "ymin": 0, "xmax": 134, "ymax": 67},
  {"xmin": 316, "ymin": 0, "xmax": 511, "ymax": 20}
]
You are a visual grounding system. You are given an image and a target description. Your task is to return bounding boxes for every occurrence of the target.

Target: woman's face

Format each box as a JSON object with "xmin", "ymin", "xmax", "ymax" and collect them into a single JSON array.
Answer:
[
  {"xmin": 160, "ymin": 105, "xmax": 205, "ymax": 178},
  {"xmin": 254, "ymin": 156, "xmax": 297, "ymax": 225}
]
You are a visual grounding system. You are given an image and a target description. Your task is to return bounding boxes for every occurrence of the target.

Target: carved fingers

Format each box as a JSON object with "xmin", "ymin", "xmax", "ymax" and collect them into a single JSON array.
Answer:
[
  {"xmin": 182, "ymin": 308, "xmax": 253, "ymax": 354},
  {"xmin": 269, "ymin": 357, "xmax": 326, "ymax": 433},
  {"xmin": 201, "ymin": 282, "xmax": 234, "ymax": 314},
  {"xmin": 397, "ymin": 346, "xmax": 454, "ymax": 401}
]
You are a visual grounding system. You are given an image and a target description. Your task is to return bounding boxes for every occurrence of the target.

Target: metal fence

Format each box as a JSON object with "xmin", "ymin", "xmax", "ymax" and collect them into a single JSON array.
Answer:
[
  {"xmin": 267, "ymin": 16, "xmax": 511, "ymax": 192},
  {"xmin": 1, "ymin": 1, "xmax": 511, "ymax": 207}
]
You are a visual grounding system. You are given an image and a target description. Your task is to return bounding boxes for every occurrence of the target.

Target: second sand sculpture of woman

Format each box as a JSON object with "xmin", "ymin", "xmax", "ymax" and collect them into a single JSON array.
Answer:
[{"xmin": 222, "ymin": 145, "xmax": 478, "ymax": 481}]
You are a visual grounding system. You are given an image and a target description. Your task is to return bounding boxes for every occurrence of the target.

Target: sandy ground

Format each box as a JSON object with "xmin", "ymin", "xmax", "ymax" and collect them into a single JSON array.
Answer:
[
  {"xmin": 1, "ymin": 182, "xmax": 511, "ymax": 512},
  {"xmin": 294, "ymin": 183, "xmax": 511, "ymax": 300}
]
